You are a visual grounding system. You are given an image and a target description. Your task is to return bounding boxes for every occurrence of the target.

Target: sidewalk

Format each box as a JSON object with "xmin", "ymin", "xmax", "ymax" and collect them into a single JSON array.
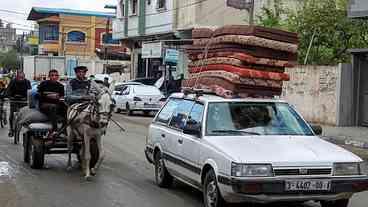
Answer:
[{"xmin": 322, "ymin": 126, "xmax": 368, "ymax": 149}]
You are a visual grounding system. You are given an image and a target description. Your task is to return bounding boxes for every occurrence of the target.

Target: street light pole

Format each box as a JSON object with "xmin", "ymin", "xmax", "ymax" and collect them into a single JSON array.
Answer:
[{"xmin": 249, "ymin": 0, "xmax": 255, "ymax": 25}]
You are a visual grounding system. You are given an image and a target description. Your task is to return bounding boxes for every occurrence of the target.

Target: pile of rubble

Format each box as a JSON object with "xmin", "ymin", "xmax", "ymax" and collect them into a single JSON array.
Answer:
[{"xmin": 183, "ymin": 25, "xmax": 298, "ymax": 98}]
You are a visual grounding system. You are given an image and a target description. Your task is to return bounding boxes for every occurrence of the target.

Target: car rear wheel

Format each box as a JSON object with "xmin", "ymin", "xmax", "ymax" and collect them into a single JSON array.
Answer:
[
  {"xmin": 321, "ymin": 199, "xmax": 350, "ymax": 207},
  {"xmin": 203, "ymin": 169, "xmax": 226, "ymax": 207},
  {"xmin": 154, "ymin": 151, "xmax": 173, "ymax": 188},
  {"xmin": 115, "ymin": 108, "xmax": 122, "ymax": 113},
  {"xmin": 126, "ymin": 103, "xmax": 133, "ymax": 116}
]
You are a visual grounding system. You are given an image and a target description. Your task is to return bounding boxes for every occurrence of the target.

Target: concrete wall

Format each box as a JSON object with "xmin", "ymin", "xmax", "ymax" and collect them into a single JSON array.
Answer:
[
  {"xmin": 176, "ymin": 0, "xmax": 302, "ymax": 30},
  {"xmin": 282, "ymin": 65, "xmax": 339, "ymax": 125},
  {"xmin": 145, "ymin": 0, "xmax": 173, "ymax": 35}
]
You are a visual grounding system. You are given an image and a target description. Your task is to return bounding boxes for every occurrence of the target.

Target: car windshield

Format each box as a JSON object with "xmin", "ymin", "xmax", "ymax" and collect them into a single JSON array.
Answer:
[
  {"xmin": 133, "ymin": 86, "xmax": 161, "ymax": 95},
  {"xmin": 206, "ymin": 102, "xmax": 314, "ymax": 136}
]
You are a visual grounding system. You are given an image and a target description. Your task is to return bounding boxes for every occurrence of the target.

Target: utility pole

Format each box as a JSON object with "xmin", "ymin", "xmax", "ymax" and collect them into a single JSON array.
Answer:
[
  {"xmin": 249, "ymin": 0, "xmax": 255, "ymax": 25},
  {"xmin": 104, "ymin": 18, "xmax": 110, "ymax": 74},
  {"xmin": 20, "ymin": 32, "xmax": 24, "ymax": 71}
]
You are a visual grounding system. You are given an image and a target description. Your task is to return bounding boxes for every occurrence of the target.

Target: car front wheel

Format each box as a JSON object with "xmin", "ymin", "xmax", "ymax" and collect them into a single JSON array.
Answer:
[
  {"xmin": 321, "ymin": 199, "xmax": 350, "ymax": 207},
  {"xmin": 154, "ymin": 151, "xmax": 173, "ymax": 188},
  {"xmin": 203, "ymin": 169, "xmax": 226, "ymax": 207}
]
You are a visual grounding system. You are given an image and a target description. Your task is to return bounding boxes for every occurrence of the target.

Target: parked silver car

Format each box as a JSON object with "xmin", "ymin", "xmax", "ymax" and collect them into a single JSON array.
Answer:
[{"xmin": 113, "ymin": 85, "xmax": 165, "ymax": 115}]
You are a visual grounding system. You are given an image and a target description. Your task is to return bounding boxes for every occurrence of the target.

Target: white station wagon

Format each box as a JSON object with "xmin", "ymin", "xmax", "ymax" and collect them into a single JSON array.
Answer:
[{"xmin": 145, "ymin": 91, "xmax": 368, "ymax": 207}]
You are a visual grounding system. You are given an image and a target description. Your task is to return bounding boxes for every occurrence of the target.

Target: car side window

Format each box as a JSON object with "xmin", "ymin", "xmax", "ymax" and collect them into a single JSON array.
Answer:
[
  {"xmin": 122, "ymin": 86, "xmax": 130, "ymax": 95},
  {"xmin": 169, "ymin": 100, "xmax": 195, "ymax": 130},
  {"xmin": 187, "ymin": 103, "xmax": 204, "ymax": 126},
  {"xmin": 156, "ymin": 99, "xmax": 179, "ymax": 124}
]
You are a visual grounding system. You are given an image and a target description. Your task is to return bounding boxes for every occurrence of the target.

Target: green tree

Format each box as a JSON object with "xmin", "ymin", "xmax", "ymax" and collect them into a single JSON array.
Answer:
[
  {"xmin": 285, "ymin": 0, "xmax": 368, "ymax": 65},
  {"xmin": 0, "ymin": 49, "xmax": 21, "ymax": 71},
  {"xmin": 257, "ymin": 0, "xmax": 285, "ymax": 29},
  {"xmin": 256, "ymin": 0, "xmax": 368, "ymax": 65}
]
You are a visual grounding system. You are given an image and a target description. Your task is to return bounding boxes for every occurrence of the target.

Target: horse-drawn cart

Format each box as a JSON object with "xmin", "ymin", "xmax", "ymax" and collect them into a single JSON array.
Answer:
[{"xmin": 22, "ymin": 121, "xmax": 99, "ymax": 169}]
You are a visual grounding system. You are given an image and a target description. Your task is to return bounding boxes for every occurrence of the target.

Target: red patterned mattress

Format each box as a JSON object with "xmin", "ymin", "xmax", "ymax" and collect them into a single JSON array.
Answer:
[
  {"xmin": 189, "ymin": 64, "xmax": 290, "ymax": 81},
  {"xmin": 183, "ymin": 77, "xmax": 282, "ymax": 98},
  {"xmin": 188, "ymin": 52, "xmax": 295, "ymax": 68},
  {"xmin": 193, "ymin": 35, "xmax": 298, "ymax": 53},
  {"xmin": 212, "ymin": 25, "xmax": 299, "ymax": 44},
  {"xmin": 185, "ymin": 44, "xmax": 297, "ymax": 61},
  {"xmin": 192, "ymin": 28, "xmax": 214, "ymax": 39}
]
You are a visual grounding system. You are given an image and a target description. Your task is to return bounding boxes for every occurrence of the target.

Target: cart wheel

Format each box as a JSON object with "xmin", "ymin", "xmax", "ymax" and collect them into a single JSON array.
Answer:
[
  {"xmin": 23, "ymin": 132, "xmax": 30, "ymax": 163},
  {"xmin": 30, "ymin": 137, "xmax": 45, "ymax": 169}
]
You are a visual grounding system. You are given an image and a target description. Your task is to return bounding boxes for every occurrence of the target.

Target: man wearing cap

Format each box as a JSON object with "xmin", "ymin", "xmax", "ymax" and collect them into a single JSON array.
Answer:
[{"xmin": 65, "ymin": 66, "xmax": 93, "ymax": 106}]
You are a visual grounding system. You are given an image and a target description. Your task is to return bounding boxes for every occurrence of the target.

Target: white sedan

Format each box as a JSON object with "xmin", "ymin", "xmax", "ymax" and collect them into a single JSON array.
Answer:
[
  {"xmin": 113, "ymin": 85, "xmax": 165, "ymax": 115},
  {"xmin": 145, "ymin": 92, "xmax": 368, "ymax": 207}
]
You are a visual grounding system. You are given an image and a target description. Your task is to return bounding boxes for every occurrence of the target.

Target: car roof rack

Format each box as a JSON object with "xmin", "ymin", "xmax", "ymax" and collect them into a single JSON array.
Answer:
[{"xmin": 182, "ymin": 87, "xmax": 217, "ymax": 98}]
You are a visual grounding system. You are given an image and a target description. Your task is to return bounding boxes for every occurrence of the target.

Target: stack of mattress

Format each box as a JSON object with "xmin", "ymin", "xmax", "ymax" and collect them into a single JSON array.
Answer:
[{"xmin": 183, "ymin": 25, "xmax": 298, "ymax": 98}]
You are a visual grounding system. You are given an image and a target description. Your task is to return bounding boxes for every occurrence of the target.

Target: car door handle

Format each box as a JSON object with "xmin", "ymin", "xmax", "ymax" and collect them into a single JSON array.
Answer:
[
  {"xmin": 161, "ymin": 134, "xmax": 166, "ymax": 138},
  {"xmin": 178, "ymin": 139, "xmax": 183, "ymax": 144}
]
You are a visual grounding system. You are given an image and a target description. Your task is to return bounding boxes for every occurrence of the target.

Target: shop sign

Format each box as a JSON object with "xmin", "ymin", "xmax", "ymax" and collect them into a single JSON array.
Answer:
[
  {"xmin": 142, "ymin": 42, "xmax": 162, "ymax": 58},
  {"xmin": 164, "ymin": 49, "xmax": 179, "ymax": 64}
]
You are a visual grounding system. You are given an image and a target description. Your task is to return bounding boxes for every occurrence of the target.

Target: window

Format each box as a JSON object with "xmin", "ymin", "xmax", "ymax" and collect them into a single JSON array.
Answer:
[
  {"xmin": 206, "ymin": 102, "xmax": 314, "ymax": 136},
  {"xmin": 131, "ymin": 0, "xmax": 138, "ymax": 15},
  {"xmin": 39, "ymin": 24, "xmax": 59, "ymax": 43},
  {"xmin": 156, "ymin": 99, "xmax": 179, "ymax": 124},
  {"xmin": 156, "ymin": 0, "xmax": 166, "ymax": 9},
  {"xmin": 119, "ymin": 0, "xmax": 125, "ymax": 17},
  {"xmin": 102, "ymin": 33, "xmax": 120, "ymax": 45},
  {"xmin": 187, "ymin": 103, "xmax": 204, "ymax": 127},
  {"xmin": 122, "ymin": 86, "xmax": 130, "ymax": 95},
  {"xmin": 169, "ymin": 100, "xmax": 194, "ymax": 130},
  {"xmin": 67, "ymin": 31, "xmax": 86, "ymax": 43}
]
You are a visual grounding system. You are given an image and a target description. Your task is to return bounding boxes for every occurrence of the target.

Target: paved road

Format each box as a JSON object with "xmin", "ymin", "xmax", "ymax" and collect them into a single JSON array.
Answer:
[{"xmin": 0, "ymin": 113, "xmax": 367, "ymax": 207}]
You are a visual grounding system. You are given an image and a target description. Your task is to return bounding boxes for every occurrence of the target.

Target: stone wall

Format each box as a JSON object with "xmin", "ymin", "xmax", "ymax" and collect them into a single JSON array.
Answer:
[{"xmin": 282, "ymin": 65, "xmax": 339, "ymax": 125}]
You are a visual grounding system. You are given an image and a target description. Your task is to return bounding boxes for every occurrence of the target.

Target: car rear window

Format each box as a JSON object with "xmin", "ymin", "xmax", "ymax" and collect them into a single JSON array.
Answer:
[{"xmin": 133, "ymin": 86, "xmax": 161, "ymax": 95}]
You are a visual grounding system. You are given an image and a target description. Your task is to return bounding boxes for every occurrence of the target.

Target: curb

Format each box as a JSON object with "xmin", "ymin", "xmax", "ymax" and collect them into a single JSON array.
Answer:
[{"xmin": 322, "ymin": 136, "xmax": 368, "ymax": 149}]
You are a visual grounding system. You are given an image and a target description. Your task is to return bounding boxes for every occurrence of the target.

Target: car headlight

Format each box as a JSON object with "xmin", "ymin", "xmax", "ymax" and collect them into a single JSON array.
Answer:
[
  {"xmin": 333, "ymin": 162, "xmax": 365, "ymax": 176},
  {"xmin": 231, "ymin": 163, "xmax": 273, "ymax": 177}
]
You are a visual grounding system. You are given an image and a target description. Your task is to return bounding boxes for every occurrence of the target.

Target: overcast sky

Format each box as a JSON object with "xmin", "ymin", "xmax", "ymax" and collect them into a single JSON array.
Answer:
[{"xmin": 0, "ymin": 0, "xmax": 116, "ymax": 33}]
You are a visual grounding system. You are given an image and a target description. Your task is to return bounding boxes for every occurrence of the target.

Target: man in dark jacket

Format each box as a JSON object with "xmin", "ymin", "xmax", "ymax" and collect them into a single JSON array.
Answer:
[
  {"xmin": 38, "ymin": 69, "xmax": 66, "ymax": 136},
  {"xmin": 65, "ymin": 66, "xmax": 93, "ymax": 106},
  {"xmin": 6, "ymin": 71, "xmax": 31, "ymax": 137}
]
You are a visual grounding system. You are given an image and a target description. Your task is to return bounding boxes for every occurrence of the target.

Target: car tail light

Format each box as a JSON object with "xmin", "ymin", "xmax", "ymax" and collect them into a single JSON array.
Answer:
[
  {"xmin": 133, "ymin": 97, "xmax": 142, "ymax": 101},
  {"xmin": 159, "ymin": 97, "xmax": 167, "ymax": 102}
]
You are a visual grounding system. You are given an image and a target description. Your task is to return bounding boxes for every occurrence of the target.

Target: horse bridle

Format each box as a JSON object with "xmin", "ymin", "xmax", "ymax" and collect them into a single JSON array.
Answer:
[{"xmin": 88, "ymin": 92, "xmax": 114, "ymax": 128}]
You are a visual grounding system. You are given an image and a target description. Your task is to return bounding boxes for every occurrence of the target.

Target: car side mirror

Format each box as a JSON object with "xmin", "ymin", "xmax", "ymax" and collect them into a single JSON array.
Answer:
[
  {"xmin": 311, "ymin": 125, "xmax": 322, "ymax": 135},
  {"xmin": 183, "ymin": 119, "xmax": 201, "ymax": 137}
]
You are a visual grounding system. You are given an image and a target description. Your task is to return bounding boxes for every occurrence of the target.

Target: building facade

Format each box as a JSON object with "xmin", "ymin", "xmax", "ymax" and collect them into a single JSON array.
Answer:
[
  {"xmin": 27, "ymin": 7, "xmax": 124, "ymax": 58},
  {"xmin": 113, "ymin": 0, "xmax": 303, "ymax": 80},
  {"xmin": 0, "ymin": 20, "xmax": 16, "ymax": 53}
]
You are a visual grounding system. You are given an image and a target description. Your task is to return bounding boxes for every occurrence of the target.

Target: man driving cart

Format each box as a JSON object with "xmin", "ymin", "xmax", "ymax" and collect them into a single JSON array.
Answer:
[{"xmin": 38, "ymin": 69, "xmax": 67, "ymax": 139}]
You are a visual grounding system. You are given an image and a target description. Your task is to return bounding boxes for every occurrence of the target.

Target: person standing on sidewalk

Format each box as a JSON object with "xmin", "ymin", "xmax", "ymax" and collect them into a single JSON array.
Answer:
[{"xmin": 6, "ymin": 71, "xmax": 31, "ymax": 137}]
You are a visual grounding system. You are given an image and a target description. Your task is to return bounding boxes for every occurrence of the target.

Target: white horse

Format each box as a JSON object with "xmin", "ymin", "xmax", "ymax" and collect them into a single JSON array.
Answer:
[{"xmin": 66, "ymin": 81, "xmax": 114, "ymax": 180}]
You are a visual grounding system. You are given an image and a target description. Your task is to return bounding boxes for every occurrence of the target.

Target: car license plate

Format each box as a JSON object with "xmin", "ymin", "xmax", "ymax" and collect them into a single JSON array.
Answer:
[
  {"xmin": 285, "ymin": 180, "xmax": 331, "ymax": 191},
  {"xmin": 144, "ymin": 103, "xmax": 157, "ymax": 108}
]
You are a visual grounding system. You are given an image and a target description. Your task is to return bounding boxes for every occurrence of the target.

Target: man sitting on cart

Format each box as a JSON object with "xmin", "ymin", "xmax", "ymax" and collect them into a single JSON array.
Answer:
[
  {"xmin": 38, "ymin": 69, "xmax": 67, "ymax": 138},
  {"xmin": 65, "ymin": 66, "xmax": 94, "ymax": 106},
  {"xmin": 6, "ymin": 71, "xmax": 31, "ymax": 137}
]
